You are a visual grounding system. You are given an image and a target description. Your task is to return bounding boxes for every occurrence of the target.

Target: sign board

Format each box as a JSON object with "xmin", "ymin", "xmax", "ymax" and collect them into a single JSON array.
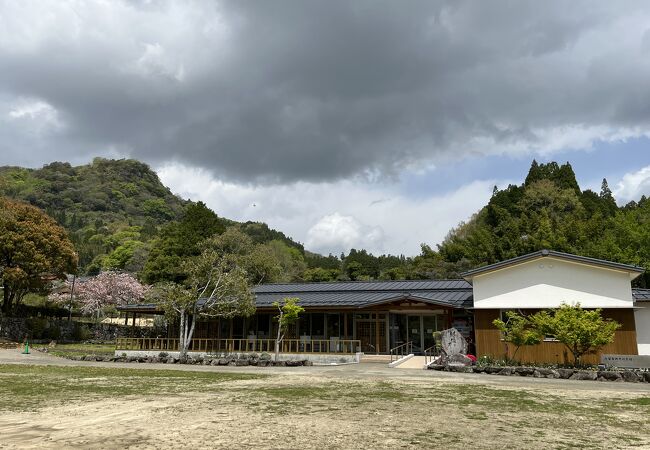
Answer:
[{"xmin": 601, "ymin": 354, "xmax": 650, "ymax": 369}]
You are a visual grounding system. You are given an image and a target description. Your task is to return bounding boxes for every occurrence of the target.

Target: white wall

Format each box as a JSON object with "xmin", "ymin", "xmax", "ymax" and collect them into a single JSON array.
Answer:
[
  {"xmin": 472, "ymin": 257, "xmax": 635, "ymax": 309},
  {"xmin": 634, "ymin": 306, "xmax": 650, "ymax": 355}
]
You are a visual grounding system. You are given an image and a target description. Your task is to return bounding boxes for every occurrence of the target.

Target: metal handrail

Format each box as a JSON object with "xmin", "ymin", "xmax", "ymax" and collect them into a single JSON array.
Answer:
[
  {"xmin": 389, "ymin": 341, "xmax": 413, "ymax": 363},
  {"xmin": 423, "ymin": 345, "xmax": 442, "ymax": 366}
]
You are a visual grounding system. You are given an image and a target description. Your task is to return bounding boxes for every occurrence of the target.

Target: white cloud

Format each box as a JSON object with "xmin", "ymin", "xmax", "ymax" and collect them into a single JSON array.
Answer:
[
  {"xmin": 6, "ymin": 98, "xmax": 64, "ymax": 133},
  {"xmin": 157, "ymin": 162, "xmax": 497, "ymax": 256},
  {"xmin": 614, "ymin": 165, "xmax": 650, "ymax": 203},
  {"xmin": 306, "ymin": 213, "xmax": 384, "ymax": 255},
  {"xmin": 123, "ymin": 42, "xmax": 186, "ymax": 82}
]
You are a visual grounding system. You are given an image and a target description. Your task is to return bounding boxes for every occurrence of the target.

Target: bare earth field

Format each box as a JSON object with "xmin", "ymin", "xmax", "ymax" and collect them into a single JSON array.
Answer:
[{"xmin": 0, "ymin": 349, "xmax": 649, "ymax": 449}]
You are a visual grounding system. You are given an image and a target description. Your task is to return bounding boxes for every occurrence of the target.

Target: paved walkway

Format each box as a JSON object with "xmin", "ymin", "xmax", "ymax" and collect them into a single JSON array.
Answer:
[
  {"xmin": 394, "ymin": 355, "xmax": 427, "ymax": 369},
  {"xmin": 2, "ymin": 349, "xmax": 649, "ymax": 393}
]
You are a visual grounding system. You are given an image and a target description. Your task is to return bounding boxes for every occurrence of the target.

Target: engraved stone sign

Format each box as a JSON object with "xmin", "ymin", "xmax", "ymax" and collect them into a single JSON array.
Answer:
[
  {"xmin": 440, "ymin": 328, "xmax": 468, "ymax": 356},
  {"xmin": 601, "ymin": 354, "xmax": 650, "ymax": 369}
]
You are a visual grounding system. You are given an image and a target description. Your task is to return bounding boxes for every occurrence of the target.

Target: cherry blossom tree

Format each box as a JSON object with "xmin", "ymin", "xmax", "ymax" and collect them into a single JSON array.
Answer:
[
  {"xmin": 48, "ymin": 276, "xmax": 80, "ymax": 321},
  {"xmin": 52, "ymin": 272, "xmax": 149, "ymax": 319}
]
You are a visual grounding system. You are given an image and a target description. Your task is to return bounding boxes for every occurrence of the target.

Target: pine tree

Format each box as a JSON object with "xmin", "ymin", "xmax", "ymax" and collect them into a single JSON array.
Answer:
[
  {"xmin": 600, "ymin": 178, "xmax": 613, "ymax": 200},
  {"xmin": 524, "ymin": 160, "xmax": 541, "ymax": 186}
]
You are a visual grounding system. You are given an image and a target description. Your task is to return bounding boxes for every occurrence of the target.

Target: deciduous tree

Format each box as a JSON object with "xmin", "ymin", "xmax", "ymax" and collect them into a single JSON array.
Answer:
[
  {"xmin": 74, "ymin": 271, "xmax": 149, "ymax": 319},
  {"xmin": 150, "ymin": 249, "xmax": 255, "ymax": 361},
  {"xmin": 493, "ymin": 310, "xmax": 543, "ymax": 362},
  {"xmin": 0, "ymin": 197, "xmax": 77, "ymax": 314},
  {"xmin": 273, "ymin": 297, "xmax": 304, "ymax": 361},
  {"xmin": 530, "ymin": 303, "xmax": 620, "ymax": 365}
]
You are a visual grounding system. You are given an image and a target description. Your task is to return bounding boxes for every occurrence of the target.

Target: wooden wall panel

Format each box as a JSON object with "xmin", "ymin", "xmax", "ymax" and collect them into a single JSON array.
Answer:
[{"xmin": 474, "ymin": 309, "xmax": 638, "ymax": 365}]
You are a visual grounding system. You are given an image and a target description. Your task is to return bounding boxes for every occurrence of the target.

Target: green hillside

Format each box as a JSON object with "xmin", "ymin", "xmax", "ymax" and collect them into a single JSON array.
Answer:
[
  {"xmin": 2, "ymin": 158, "xmax": 648, "ymax": 287},
  {"xmin": 435, "ymin": 161, "xmax": 650, "ymax": 286},
  {"xmin": 0, "ymin": 158, "xmax": 304, "ymax": 275}
]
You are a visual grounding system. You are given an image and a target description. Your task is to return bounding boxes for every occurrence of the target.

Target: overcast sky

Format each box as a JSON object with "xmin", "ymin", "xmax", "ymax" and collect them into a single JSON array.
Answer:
[{"xmin": 2, "ymin": 1, "xmax": 650, "ymax": 255}]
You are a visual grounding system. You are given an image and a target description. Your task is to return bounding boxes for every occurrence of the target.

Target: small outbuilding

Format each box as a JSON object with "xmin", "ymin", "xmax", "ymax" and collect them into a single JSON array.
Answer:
[{"xmin": 464, "ymin": 250, "xmax": 644, "ymax": 364}]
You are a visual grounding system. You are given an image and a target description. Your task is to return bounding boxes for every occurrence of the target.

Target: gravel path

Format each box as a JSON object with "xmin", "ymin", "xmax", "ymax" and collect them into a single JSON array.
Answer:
[{"xmin": 2, "ymin": 348, "xmax": 649, "ymax": 393}]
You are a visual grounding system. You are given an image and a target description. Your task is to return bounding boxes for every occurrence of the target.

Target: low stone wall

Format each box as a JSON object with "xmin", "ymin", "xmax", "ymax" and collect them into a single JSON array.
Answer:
[
  {"xmin": 0, "ymin": 316, "xmax": 163, "ymax": 342},
  {"xmin": 115, "ymin": 350, "xmax": 361, "ymax": 365},
  {"xmin": 63, "ymin": 351, "xmax": 314, "ymax": 366},
  {"xmin": 428, "ymin": 364, "xmax": 650, "ymax": 383}
]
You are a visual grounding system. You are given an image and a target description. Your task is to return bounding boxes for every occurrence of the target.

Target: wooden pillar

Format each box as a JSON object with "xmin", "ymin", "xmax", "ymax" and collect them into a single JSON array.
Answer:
[
  {"xmin": 124, "ymin": 312, "xmax": 129, "ymax": 326},
  {"xmin": 343, "ymin": 313, "xmax": 348, "ymax": 339},
  {"xmin": 447, "ymin": 309, "xmax": 453, "ymax": 328},
  {"xmin": 375, "ymin": 314, "xmax": 380, "ymax": 353}
]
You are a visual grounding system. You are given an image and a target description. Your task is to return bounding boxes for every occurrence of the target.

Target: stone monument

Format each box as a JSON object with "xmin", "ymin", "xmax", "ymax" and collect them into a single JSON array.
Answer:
[{"xmin": 432, "ymin": 328, "xmax": 472, "ymax": 367}]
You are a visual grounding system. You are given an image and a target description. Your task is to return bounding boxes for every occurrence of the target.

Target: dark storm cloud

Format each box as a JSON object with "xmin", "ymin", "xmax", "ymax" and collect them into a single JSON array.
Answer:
[{"xmin": 1, "ymin": 1, "xmax": 650, "ymax": 182}]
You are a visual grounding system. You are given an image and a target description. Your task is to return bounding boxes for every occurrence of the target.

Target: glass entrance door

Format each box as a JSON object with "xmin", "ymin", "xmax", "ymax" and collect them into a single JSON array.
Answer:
[
  {"xmin": 407, "ymin": 316, "xmax": 422, "ymax": 353},
  {"xmin": 422, "ymin": 315, "xmax": 438, "ymax": 351}
]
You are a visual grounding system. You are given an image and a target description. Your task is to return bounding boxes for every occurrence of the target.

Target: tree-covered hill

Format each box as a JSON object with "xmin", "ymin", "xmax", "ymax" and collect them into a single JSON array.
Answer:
[
  {"xmin": 0, "ymin": 158, "xmax": 304, "ymax": 275},
  {"xmin": 435, "ymin": 161, "xmax": 650, "ymax": 286},
  {"xmin": 2, "ymin": 158, "xmax": 648, "ymax": 287}
]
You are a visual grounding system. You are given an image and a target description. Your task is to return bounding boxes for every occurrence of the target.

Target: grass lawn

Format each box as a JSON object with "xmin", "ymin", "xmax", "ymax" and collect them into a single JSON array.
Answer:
[
  {"xmin": 0, "ymin": 364, "xmax": 648, "ymax": 448},
  {"xmin": 46, "ymin": 342, "xmax": 116, "ymax": 359},
  {"xmin": 0, "ymin": 364, "xmax": 265, "ymax": 411}
]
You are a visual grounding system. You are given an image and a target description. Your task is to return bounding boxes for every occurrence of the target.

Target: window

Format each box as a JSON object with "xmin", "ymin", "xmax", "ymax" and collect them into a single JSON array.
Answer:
[
  {"xmin": 257, "ymin": 314, "xmax": 270, "ymax": 337},
  {"xmin": 311, "ymin": 313, "xmax": 325, "ymax": 337},
  {"xmin": 326, "ymin": 313, "xmax": 340, "ymax": 338}
]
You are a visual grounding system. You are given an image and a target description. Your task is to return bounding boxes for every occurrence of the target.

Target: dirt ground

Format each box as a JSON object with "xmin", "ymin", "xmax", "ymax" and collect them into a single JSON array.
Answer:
[{"xmin": 1, "ymin": 349, "xmax": 649, "ymax": 449}]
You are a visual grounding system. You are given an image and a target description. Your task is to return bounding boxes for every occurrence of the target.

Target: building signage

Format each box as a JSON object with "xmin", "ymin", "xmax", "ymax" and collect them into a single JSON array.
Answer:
[{"xmin": 601, "ymin": 354, "xmax": 650, "ymax": 369}]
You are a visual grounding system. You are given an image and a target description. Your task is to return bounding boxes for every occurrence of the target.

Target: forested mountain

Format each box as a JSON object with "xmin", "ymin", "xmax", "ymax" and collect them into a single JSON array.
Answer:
[
  {"xmin": 0, "ymin": 158, "xmax": 304, "ymax": 276},
  {"xmin": 2, "ymin": 158, "xmax": 648, "ymax": 287},
  {"xmin": 308, "ymin": 161, "xmax": 650, "ymax": 286},
  {"xmin": 435, "ymin": 161, "xmax": 650, "ymax": 287}
]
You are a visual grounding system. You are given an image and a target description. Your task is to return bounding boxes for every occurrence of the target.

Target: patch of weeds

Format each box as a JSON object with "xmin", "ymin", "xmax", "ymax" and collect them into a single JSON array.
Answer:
[
  {"xmin": 464, "ymin": 411, "xmax": 488, "ymax": 420},
  {"xmin": 0, "ymin": 364, "xmax": 266, "ymax": 412},
  {"xmin": 623, "ymin": 397, "xmax": 650, "ymax": 406},
  {"xmin": 48, "ymin": 343, "xmax": 115, "ymax": 359}
]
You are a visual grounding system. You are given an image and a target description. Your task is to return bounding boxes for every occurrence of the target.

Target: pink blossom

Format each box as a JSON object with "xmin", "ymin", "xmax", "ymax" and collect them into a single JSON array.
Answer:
[{"xmin": 52, "ymin": 272, "xmax": 149, "ymax": 316}]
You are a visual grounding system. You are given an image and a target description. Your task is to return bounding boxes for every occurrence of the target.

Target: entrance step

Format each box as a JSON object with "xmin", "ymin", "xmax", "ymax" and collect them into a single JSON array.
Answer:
[
  {"xmin": 360, "ymin": 354, "xmax": 392, "ymax": 363},
  {"xmin": 394, "ymin": 356, "xmax": 427, "ymax": 369}
]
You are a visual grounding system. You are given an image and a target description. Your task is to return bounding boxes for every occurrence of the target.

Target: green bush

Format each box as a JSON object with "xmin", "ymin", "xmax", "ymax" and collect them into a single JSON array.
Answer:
[
  {"xmin": 43, "ymin": 324, "xmax": 62, "ymax": 341},
  {"xmin": 25, "ymin": 317, "xmax": 48, "ymax": 339},
  {"xmin": 72, "ymin": 323, "xmax": 93, "ymax": 341}
]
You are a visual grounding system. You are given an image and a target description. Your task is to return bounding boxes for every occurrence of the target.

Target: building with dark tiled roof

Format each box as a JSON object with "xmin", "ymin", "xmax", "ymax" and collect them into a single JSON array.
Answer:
[{"xmin": 118, "ymin": 250, "xmax": 649, "ymax": 363}]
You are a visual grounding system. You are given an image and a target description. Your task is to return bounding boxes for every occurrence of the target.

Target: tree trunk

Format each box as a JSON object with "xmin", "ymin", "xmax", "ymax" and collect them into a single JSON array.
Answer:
[
  {"xmin": 2, "ymin": 284, "xmax": 11, "ymax": 315},
  {"xmin": 274, "ymin": 310, "xmax": 284, "ymax": 361},
  {"xmin": 178, "ymin": 312, "xmax": 187, "ymax": 362},
  {"xmin": 178, "ymin": 312, "xmax": 196, "ymax": 363}
]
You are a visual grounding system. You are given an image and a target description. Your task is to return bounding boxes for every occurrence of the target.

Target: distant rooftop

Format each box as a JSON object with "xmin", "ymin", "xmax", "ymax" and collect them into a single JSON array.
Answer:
[{"xmin": 633, "ymin": 288, "xmax": 650, "ymax": 302}]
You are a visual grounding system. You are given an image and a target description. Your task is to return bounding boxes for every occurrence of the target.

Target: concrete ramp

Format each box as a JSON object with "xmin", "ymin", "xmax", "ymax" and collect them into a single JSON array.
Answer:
[{"xmin": 393, "ymin": 355, "xmax": 427, "ymax": 369}]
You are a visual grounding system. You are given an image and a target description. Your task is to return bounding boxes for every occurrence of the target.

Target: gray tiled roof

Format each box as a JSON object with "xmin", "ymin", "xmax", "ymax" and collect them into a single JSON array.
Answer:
[
  {"xmin": 253, "ymin": 280, "xmax": 473, "ymax": 309},
  {"xmin": 254, "ymin": 279, "xmax": 471, "ymax": 293},
  {"xmin": 633, "ymin": 288, "xmax": 650, "ymax": 301},
  {"xmin": 116, "ymin": 280, "xmax": 473, "ymax": 313}
]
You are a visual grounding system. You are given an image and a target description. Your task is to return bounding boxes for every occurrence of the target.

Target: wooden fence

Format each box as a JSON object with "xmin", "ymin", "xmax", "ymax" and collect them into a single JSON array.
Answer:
[{"xmin": 115, "ymin": 337, "xmax": 361, "ymax": 354}]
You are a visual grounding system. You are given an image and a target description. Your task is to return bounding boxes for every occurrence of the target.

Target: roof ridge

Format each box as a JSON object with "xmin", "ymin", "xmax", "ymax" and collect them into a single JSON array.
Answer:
[
  {"xmin": 462, "ymin": 249, "xmax": 645, "ymax": 278},
  {"xmin": 256, "ymin": 278, "xmax": 466, "ymax": 286}
]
